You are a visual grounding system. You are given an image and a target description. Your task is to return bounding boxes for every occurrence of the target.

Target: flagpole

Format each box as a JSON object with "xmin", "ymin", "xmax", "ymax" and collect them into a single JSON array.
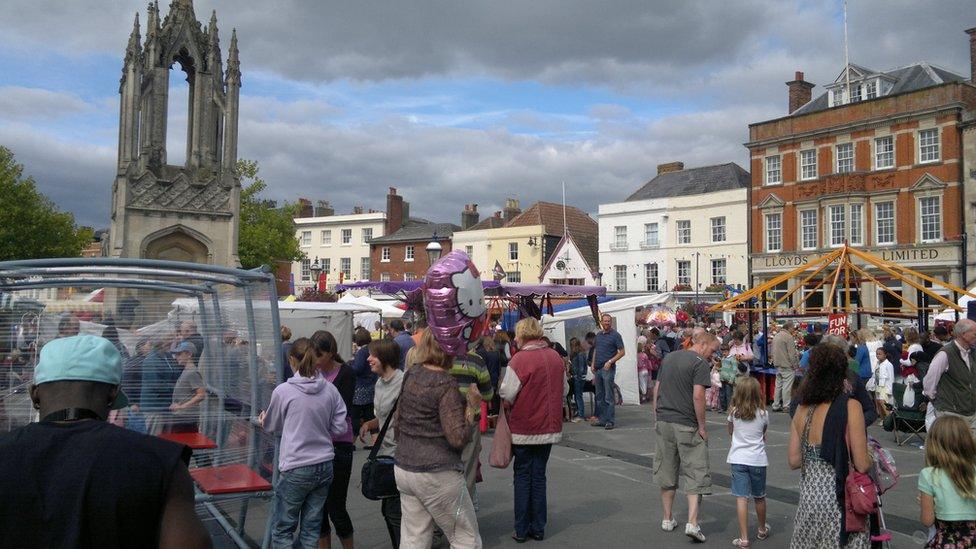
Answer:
[
  {"xmin": 562, "ymin": 181, "xmax": 568, "ymax": 236},
  {"xmin": 843, "ymin": 0, "xmax": 851, "ymax": 103}
]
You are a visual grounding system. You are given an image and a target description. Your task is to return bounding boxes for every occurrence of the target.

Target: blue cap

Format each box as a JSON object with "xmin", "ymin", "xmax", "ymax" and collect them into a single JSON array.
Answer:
[
  {"xmin": 34, "ymin": 335, "xmax": 129, "ymax": 409},
  {"xmin": 173, "ymin": 341, "xmax": 197, "ymax": 356}
]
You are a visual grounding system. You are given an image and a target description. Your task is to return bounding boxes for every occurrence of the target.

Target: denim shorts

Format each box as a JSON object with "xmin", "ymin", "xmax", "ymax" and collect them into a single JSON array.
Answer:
[{"xmin": 730, "ymin": 463, "xmax": 766, "ymax": 499}]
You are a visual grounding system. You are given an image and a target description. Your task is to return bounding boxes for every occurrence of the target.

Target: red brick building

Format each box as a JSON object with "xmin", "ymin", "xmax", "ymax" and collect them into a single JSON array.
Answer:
[
  {"xmin": 748, "ymin": 34, "xmax": 976, "ymax": 313},
  {"xmin": 368, "ymin": 187, "xmax": 458, "ymax": 282}
]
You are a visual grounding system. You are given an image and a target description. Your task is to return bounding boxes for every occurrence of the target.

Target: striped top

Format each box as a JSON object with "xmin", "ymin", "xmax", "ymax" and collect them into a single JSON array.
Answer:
[{"xmin": 449, "ymin": 351, "xmax": 495, "ymax": 418}]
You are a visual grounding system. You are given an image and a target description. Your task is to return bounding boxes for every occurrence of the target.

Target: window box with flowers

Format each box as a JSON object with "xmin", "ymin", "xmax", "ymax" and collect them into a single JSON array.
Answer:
[
  {"xmin": 704, "ymin": 283, "xmax": 726, "ymax": 293},
  {"xmin": 673, "ymin": 283, "xmax": 693, "ymax": 292}
]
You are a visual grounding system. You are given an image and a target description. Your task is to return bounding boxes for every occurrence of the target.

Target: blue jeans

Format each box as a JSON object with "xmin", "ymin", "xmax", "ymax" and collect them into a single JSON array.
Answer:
[
  {"xmin": 573, "ymin": 378, "xmax": 586, "ymax": 419},
  {"xmin": 593, "ymin": 374, "xmax": 604, "ymax": 419},
  {"xmin": 513, "ymin": 444, "xmax": 552, "ymax": 537},
  {"xmin": 597, "ymin": 368, "xmax": 616, "ymax": 424},
  {"xmin": 720, "ymin": 383, "xmax": 733, "ymax": 411},
  {"xmin": 271, "ymin": 461, "xmax": 333, "ymax": 548}
]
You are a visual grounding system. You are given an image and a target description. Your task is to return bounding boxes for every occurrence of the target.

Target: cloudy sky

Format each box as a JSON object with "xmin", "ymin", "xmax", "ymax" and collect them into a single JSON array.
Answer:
[{"xmin": 0, "ymin": 0, "xmax": 972, "ymax": 228}]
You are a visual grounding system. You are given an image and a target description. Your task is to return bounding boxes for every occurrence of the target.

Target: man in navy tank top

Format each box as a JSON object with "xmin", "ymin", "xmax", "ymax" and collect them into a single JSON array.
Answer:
[{"xmin": 0, "ymin": 335, "xmax": 211, "ymax": 548}]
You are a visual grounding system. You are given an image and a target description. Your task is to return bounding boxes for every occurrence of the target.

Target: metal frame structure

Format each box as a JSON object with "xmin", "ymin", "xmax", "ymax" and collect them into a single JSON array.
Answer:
[
  {"xmin": 709, "ymin": 244, "xmax": 976, "ymax": 317},
  {"xmin": 0, "ymin": 258, "xmax": 282, "ymax": 548}
]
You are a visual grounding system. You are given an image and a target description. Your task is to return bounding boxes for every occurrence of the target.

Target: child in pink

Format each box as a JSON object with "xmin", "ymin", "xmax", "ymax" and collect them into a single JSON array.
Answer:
[{"xmin": 707, "ymin": 362, "xmax": 722, "ymax": 411}]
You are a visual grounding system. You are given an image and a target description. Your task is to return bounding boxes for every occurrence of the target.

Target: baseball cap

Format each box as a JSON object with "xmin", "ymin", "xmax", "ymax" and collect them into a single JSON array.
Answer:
[
  {"xmin": 34, "ymin": 335, "xmax": 129, "ymax": 409},
  {"xmin": 173, "ymin": 341, "xmax": 197, "ymax": 356}
]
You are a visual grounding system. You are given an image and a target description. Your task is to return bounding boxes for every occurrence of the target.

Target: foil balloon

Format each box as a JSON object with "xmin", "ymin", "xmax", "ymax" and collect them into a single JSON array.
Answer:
[{"xmin": 423, "ymin": 250, "xmax": 488, "ymax": 356}]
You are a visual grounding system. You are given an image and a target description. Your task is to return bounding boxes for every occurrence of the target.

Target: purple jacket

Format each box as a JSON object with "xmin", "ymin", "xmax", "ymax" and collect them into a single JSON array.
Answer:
[{"xmin": 263, "ymin": 373, "xmax": 347, "ymax": 472}]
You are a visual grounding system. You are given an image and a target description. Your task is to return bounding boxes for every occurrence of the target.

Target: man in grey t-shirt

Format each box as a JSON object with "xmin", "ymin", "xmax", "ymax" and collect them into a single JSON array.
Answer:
[
  {"xmin": 652, "ymin": 329, "xmax": 719, "ymax": 543},
  {"xmin": 169, "ymin": 341, "xmax": 205, "ymax": 432}
]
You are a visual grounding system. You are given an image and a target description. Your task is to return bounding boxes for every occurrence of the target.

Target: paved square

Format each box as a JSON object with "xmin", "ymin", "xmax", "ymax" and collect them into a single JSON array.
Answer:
[{"xmin": 227, "ymin": 403, "xmax": 928, "ymax": 548}]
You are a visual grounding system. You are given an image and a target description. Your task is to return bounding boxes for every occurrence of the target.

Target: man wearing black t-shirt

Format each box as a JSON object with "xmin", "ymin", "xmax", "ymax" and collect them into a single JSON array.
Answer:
[
  {"xmin": 920, "ymin": 328, "xmax": 948, "ymax": 364},
  {"xmin": 0, "ymin": 335, "xmax": 211, "ymax": 548}
]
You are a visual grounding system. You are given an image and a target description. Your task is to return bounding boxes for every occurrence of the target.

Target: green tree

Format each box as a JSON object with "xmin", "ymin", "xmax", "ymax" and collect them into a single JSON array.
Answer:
[
  {"xmin": 236, "ymin": 159, "xmax": 304, "ymax": 271},
  {"xmin": 0, "ymin": 146, "xmax": 91, "ymax": 261}
]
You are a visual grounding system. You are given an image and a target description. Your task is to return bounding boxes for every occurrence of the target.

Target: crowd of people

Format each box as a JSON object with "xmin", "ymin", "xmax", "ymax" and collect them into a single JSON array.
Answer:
[
  {"xmin": 7, "ymin": 290, "xmax": 976, "ymax": 548},
  {"xmin": 634, "ymin": 316, "xmax": 976, "ymax": 548}
]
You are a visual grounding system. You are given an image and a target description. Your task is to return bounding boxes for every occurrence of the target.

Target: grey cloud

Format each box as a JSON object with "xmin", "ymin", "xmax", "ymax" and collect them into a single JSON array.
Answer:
[
  {"xmin": 4, "ymin": 1, "xmax": 970, "ymax": 94},
  {"xmin": 0, "ymin": 123, "xmax": 115, "ymax": 228},
  {"xmin": 0, "ymin": 87, "xmax": 94, "ymax": 121},
  {"xmin": 231, "ymin": 99, "xmax": 755, "ymax": 223}
]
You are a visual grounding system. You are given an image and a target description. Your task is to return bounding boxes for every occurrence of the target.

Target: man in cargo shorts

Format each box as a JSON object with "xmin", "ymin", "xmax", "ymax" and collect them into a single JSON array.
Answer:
[{"xmin": 652, "ymin": 328, "xmax": 718, "ymax": 543}]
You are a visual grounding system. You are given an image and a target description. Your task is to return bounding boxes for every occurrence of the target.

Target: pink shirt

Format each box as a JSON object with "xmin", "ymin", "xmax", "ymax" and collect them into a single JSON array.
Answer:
[
  {"xmin": 923, "ymin": 340, "xmax": 971, "ymax": 400},
  {"xmin": 728, "ymin": 342, "xmax": 754, "ymax": 362}
]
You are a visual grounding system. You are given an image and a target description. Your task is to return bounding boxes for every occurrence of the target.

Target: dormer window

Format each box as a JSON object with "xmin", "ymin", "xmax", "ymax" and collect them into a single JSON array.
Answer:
[
  {"xmin": 864, "ymin": 81, "xmax": 877, "ymax": 99},
  {"xmin": 831, "ymin": 88, "xmax": 845, "ymax": 106},
  {"xmin": 851, "ymin": 85, "xmax": 862, "ymax": 103}
]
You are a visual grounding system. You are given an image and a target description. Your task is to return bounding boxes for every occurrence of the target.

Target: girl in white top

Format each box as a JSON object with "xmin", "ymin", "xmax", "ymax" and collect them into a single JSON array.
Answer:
[
  {"xmin": 726, "ymin": 376, "xmax": 769, "ymax": 547},
  {"xmin": 871, "ymin": 347, "xmax": 895, "ymax": 412}
]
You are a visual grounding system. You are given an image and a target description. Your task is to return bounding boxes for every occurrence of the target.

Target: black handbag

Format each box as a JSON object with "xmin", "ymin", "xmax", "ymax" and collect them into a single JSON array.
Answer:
[{"xmin": 360, "ymin": 396, "xmax": 399, "ymax": 500}]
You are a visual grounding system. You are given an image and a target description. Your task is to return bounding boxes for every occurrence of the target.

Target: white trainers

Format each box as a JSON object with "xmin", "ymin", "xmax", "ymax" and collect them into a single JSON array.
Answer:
[
  {"xmin": 685, "ymin": 523, "xmax": 706, "ymax": 543},
  {"xmin": 661, "ymin": 518, "xmax": 678, "ymax": 532}
]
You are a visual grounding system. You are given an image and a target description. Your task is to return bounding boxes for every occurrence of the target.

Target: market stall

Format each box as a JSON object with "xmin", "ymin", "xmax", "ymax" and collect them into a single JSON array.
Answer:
[
  {"xmin": 542, "ymin": 293, "xmax": 675, "ymax": 405},
  {"xmin": 708, "ymin": 244, "xmax": 976, "ymax": 399}
]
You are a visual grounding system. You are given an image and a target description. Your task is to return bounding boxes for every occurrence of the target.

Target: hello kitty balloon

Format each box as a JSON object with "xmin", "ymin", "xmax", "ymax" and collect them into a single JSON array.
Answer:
[{"xmin": 423, "ymin": 250, "xmax": 488, "ymax": 356}]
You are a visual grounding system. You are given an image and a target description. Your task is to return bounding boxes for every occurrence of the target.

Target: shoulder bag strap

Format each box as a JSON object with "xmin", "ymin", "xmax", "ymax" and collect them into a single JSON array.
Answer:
[
  {"xmin": 369, "ymin": 369, "xmax": 408, "ymax": 461},
  {"xmin": 368, "ymin": 396, "xmax": 399, "ymax": 461}
]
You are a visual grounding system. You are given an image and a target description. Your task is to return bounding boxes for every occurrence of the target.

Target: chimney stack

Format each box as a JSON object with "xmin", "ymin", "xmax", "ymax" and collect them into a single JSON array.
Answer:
[
  {"xmin": 786, "ymin": 71, "xmax": 815, "ymax": 114},
  {"xmin": 385, "ymin": 187, "xmax": 405, "ymax": 235},
  {"xmin": 967, "ymin": 28, "xmax": 976, "ymax": 84},
  {"xmin": 314, "ymin": 200, "xmax": 334, "ymax": 217},
  {"xmin": 352, "ymin": 205, "xmax": 364, "ymax": 215},
  {"xmin": 503, "ymin": 198, "xmax": 521, "ymax": 222},
  {"xmin": 297, "ymin": 198, "xmax": 313, "ymax": 218},
  {"xmin": 461, "ymin": 203, "xmax": 480, "ymax": 229},
  {"xmin": 657, "ymin": 162, "xmax": 684, "ymax": 175}
]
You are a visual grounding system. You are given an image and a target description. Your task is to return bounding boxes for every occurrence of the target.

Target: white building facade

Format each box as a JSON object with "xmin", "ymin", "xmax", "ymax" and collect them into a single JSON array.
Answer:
[
  {"xmin": 291, "ymin": 212, "xmax": 386, "ymax": 293},
  {"xmin": 539, "ymin": 233, "xmax": 601, "ymax": 286},
  {"xmin": 598, "ymin": 163, "xmax": 751, "ymax": 293}
]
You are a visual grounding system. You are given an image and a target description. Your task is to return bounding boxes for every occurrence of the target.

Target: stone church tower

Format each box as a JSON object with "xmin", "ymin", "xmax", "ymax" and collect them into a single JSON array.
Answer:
[{"xmin": 108, "ymin": 0, "xmax": 241, "ymax": 266}]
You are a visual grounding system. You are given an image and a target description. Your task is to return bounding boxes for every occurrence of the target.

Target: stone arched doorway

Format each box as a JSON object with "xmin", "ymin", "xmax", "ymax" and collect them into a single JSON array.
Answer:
[{"xmin": 141, "ymin": 225, "xmax": 212, "ymax": 264}]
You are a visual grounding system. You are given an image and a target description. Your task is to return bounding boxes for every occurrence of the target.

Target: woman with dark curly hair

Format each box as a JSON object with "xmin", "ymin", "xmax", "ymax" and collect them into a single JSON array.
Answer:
[{"xmin": 788, "ymin": 344, "xmax": 873, "ymax": 548}]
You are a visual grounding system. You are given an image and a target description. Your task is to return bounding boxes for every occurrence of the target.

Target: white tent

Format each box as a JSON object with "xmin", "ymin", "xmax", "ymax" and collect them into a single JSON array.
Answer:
[
  {"xmin": 337, "ymin": 294, "xmax": 405, "ymax": 328},
  {"xmin": 276, "ymin": 301, "xmax": 382, "ymax": 358},
  {"xmin": 934, "ymin": 287, "xmax": 976, "ymax": 322},
  {"xmin": 542, "ymin": 293, "xmax": 675, "ymax": 405}
]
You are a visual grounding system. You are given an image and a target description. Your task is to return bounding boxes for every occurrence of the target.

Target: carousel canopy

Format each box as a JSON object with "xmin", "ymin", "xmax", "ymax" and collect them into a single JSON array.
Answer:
[{"xmin": 709, "ymin": 244, "xmax": 976, "ymax": 315}]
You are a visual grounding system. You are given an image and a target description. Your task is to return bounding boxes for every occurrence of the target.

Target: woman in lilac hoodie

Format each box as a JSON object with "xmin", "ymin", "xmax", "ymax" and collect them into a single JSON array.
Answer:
[{"xmin": 260, "ymin": 337, "xmax": 347, "ymax": 548}]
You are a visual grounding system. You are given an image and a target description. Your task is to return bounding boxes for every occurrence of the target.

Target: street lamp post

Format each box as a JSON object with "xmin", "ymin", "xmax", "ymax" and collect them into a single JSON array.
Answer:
[
  {"xmin": 426, "ymin": 234, "xmax": 443, "ymax": 266},
  {"xmin": 310, "ymin": 257, "xmax": 322, "ymax": 291}
]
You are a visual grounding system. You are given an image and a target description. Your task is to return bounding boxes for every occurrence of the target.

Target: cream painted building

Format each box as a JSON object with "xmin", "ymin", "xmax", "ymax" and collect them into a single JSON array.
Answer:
[
  {"xmin": 599, "ymin": 162, "xmax": 751, "ymax": 293},
  {"xmin": 291, "ymin": 211, "xmax": 386, "ymax": 292},
  {"xmin": 453, "ymin": 200, "xmax": 599, "ymax": 283}
]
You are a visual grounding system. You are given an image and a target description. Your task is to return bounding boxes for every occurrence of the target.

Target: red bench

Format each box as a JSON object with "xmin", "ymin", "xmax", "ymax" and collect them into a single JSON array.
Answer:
[
  {"xmin": 158, "ymin": 431, "xmax": 218, "ymax": 450},
  {"xmin": 190, "ymin": 464, "xmax": 272, "ymax": 495}
]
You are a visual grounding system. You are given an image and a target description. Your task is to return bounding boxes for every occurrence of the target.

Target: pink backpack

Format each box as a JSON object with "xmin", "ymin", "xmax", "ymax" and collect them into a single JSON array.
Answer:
[{"xmin": 868, "ymin": 436, "xmax": 899, "ymax": 494}]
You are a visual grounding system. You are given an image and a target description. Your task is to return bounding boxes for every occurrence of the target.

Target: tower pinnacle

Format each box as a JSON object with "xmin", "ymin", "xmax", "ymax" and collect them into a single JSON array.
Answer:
[
  {"xmin": 147, "ymin": 1, "xmax": 160, "ymax": 36},
  {"xmin": 125, "ymin": 12, "xmax": 141, "ymax": 62},
  {"xmin": 226, "ymin": 28, "xmax": 241, "ymax": 84},
  {"xmin": 208, "ymin": 9, "xmax": 219, "ymax": 45}
]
